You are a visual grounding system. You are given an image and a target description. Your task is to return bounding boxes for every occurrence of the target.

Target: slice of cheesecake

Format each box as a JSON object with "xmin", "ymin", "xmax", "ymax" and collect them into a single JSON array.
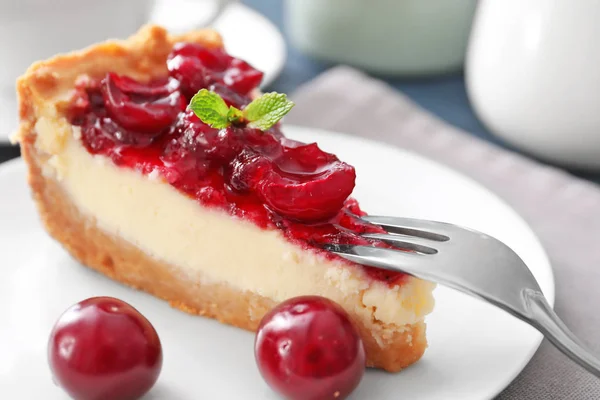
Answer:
[{"xmin": 13, "ymin": 25, "xmax": 435, "ymax": 372}]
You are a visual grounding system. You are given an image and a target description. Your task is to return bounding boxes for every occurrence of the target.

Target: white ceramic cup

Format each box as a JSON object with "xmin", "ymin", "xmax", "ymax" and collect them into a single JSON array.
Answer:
[
  {"xmin": 284, "ymin": 0, "xmax": 477, "ymax": 76},
  {"xmin": 466, "ymin": 0, "xmax": 600, "ymax": 170}
]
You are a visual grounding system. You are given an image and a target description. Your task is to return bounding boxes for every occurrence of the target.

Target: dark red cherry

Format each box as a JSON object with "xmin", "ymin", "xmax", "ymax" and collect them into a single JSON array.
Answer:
[
  {"xmin": 109, "ymin": 74, "xmax": 178, "ymax": 97},
  {"xmin": 255, "ymin": 296, "xmax": 365, "ymax": 400},
  {"xmin": 170, "ymin": 42, "xmax": 230, "ymax": 70},
  {"xmin": 168, "ymin": 43, "xmax": 263, "ymax": 96},
  {"xmin": 262, "ymin": 160, "xmax": 356, "ymax": 221},
  {"xmin": 167, "ymin": 54, "xmax": 208, "ymax": 98},
  {"xmin": 102, "ymin": 72, "xmax": 186, "ymax": 134},
  {"xmin": 222, "ymin": 58, "xmax": 264, "ymax": 95},
  {"xmin": 230, "ymin": 143, "xmax": 356, "ymax": 221},
  {"xmin": 264, "ymin": 144, "xmax": 356, "ymax": 221},
  {"xmin": 48, "ymin": 297, "xmax": 163, "ymax": 400},
  {"xmin": 229, "ymin": 150, "xmax": 273, "ymax": 192}
]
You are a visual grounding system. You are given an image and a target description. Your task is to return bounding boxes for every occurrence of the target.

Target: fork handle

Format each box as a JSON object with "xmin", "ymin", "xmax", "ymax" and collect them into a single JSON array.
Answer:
[{"xmin": 524, "ymin": 289, "xmax": 600, "ymax": 377}]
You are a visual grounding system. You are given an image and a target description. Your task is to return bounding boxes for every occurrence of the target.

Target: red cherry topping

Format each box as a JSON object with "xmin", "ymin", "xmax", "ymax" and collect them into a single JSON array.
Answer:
[
  {"xmin": 255, "ymin": 296, "xmax": 365, "ymax": 400},
  {"xmin": 48, "ymin": 297, "xmax": 163, "ymax": 400}
]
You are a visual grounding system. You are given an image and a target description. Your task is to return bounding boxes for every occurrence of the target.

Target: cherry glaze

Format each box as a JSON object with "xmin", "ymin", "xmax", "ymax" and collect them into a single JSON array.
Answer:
[
  {"xmin": 48, "ymin": 297, "xmax": 162, "ymax": 400},
  {"xmin": 68, "ymin": 43, "xmax": 406, "ymax": 284},
  {"xmin": 254, "ymin": 296, "xmax": 365, "ymax": 400}
]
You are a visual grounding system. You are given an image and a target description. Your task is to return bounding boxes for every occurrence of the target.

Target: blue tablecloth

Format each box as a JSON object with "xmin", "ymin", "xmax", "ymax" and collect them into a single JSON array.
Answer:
[{"xmin": 244, "ymin": 0, "xmax": 600, "ymax": 184}]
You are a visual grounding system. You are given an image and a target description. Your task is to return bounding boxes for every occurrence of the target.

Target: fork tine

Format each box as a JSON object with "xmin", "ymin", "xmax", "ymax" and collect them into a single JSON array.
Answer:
[
  {"xmin": 361, "ymin": 232, "xmax": 438, "ymax": 254},
  {"xmin": 362, "ymin": 216, "xmax": 452, "ymax": 241},
  {"xmin": 323, "ymin": 244, "xmax": 440, "ymax": 282}
]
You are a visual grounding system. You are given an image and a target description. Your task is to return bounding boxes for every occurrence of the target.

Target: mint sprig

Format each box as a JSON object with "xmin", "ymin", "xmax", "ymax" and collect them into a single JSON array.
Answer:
[{"xmin": 189, "ymin": 89, "xmax": 294, "ymax": 131}]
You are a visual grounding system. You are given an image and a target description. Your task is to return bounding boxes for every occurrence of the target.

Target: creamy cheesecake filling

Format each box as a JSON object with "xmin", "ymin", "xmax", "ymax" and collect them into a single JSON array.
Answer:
[{"xmin": 32, "ymin": 118, "xmax": 435, "ymax": 328}]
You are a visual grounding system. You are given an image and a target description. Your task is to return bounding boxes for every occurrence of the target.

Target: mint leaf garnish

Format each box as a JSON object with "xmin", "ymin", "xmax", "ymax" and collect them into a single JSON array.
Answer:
[
  {"xmin": 244, "ymin": 92, "xmax": 295, "ymax": 131},
  {"xmin": 189, "ymin": 89, "xmax": 294, "ymax": 131},
  {"xmin": 189, "ymin": 89, "xmax": 230, "ymax": 129}
]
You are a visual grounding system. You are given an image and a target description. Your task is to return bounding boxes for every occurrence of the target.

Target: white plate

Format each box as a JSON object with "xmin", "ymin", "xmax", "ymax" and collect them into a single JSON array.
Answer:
[
  {"xmin": 0, "ymin": 126, "xmax": 553, "ymax": 399},
  {"xmin": 0, "ymin": 1, "xmax": 286, "ymax": 143}
]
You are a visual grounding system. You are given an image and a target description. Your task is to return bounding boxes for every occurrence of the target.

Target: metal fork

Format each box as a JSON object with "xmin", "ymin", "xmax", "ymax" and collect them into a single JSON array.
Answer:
[{"xmin": 324, "ymin": 216, "xmax": 600, "ymax": 378}]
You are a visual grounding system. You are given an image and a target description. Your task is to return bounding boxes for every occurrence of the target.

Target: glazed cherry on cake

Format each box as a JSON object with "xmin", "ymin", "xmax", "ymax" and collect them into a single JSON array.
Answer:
[{"xmin": 67, "ymin": 42, "xmax": 404, "ymax": 285}]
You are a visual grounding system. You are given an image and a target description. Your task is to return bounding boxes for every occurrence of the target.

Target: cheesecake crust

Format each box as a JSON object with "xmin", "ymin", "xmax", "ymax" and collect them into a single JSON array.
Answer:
[{"xmin": 15, "ymin": 25, "xmax": 430, "ymax": 372}]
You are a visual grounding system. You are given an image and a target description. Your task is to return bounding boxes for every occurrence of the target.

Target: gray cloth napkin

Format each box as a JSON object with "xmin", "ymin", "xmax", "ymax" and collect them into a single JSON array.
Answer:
[{"xmin": 286, "ymin": 66, "xmax": 600, "ymax": 399}]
